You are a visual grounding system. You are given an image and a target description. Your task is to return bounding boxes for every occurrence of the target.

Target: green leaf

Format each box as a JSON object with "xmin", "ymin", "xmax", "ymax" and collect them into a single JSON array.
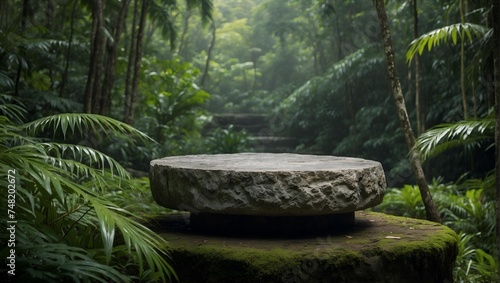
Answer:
[
  {"xmin": 451, "ymin": 27, "xmax": 458, "ymax": 44},
  {"xmin": 23, "ymin": 113, "xmax": 156, "ymax": 144},
  {"xmin": 413, "ymin": 116, "xmax": 494, "ymax": 161},
  {"xmin": 406, "ymin": 23, "xmax": 490, "ymax": 63}
]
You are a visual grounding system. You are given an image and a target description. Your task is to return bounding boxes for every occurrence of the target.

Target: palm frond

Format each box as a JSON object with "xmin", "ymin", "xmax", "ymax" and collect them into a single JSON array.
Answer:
[
  {"xmin": 460, "ymin": 172, "xmax": 496, "ymax": 205},
  {"xmin": 5, "ymin": 144, "xmax": 176, "ymax": 282},
  {"xmin": 406, "ymin": 23, "xmax": 490, "ymax": 63},
  {"xmin": 0, "ymin": 126, "xmax": 23, "ymax": 148},
  {"xmin": 22, "ymin": 113, "xmax": 155, "ymax": 143},
  {"xmin": 0, "ymin": 104, "xmax": 26, "ymax": 124},
  {"xmin": 148, "ymin": 0, "xmax": 177, "ymax": 45},
  {"xmin": 86, "ymin": 196, "xmax": 177, "ymax": 282},
  {"xmin": 279, "ymin": 45, "xmax": 381, "ymax": 111},
  {"xmin": 186, "ymin": 0, "xmax": 214, "ymax": 24},
  {"xmin": 22, "ymin": 91, "xmax": 84, "ymax": 113},
  {"xmin": 414, "ymin": 117, "xmax": 494, "ymax": 161},
  {"xmin": 0, "ymin": 70, "xmax": 15, "ymax": 88},
  {"xmin": 6, "ymin": 53, "xmax": 29, "ymax": 69},
  {"xmin": 17, "ymin": 241, "xmax": 130, "ymax": 283},
  {"xmin": 41, "ymin": 143, "xmax": 131, "ymax": 180},
  {"xmin": 1, "ymin": 109, "xmax": 174, "ymax": 282},
  {"xmin": 0, "ymin": 94, "xmax": 26, "ymax": 123}
]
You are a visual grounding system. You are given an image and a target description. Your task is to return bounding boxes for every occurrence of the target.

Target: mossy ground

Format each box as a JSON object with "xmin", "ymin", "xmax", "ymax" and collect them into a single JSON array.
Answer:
[{"xmin": 148, "ymin": 211, "xmax": 457, "ymax": 283}]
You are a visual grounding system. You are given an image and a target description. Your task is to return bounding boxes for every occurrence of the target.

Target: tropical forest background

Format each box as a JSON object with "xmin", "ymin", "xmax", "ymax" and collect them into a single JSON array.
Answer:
[{"xmin": 0, "ymin": 0, "xmax": 498, "ymax": 282}]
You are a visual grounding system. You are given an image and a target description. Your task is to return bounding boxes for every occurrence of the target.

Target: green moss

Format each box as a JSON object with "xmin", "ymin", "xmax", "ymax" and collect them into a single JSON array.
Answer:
[
  {"xmin": 153, "ymin": 211, "xmax": 458, "ymax": 283},
  {"xmin": 169, "ymin": 246, "xmax": 300, "ymax": 282}
]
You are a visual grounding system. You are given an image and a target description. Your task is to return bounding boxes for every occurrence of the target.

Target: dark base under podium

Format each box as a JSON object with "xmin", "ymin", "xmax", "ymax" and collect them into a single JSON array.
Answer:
[{"xmin": 189, "ymin": 212, "xmax": 354, "ymax": 236}]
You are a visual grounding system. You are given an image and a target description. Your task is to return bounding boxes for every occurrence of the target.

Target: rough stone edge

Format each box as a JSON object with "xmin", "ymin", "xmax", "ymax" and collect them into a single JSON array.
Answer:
[{"xmin": 149, "ymin": 161, "xmax": 387, "ymax": 216}]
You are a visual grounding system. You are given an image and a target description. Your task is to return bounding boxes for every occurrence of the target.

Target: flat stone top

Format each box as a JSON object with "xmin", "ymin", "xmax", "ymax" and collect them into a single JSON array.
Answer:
[
  {"xmin": 150, "ymin": 153, "xmax": 386, "ymax": 216},
  {"xmin": 151, "ymin": 153, "xmax": 379, "ymax": 172}
]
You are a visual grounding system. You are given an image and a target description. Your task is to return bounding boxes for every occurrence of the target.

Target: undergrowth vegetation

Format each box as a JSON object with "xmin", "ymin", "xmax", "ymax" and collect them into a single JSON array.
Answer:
[
  {"xmin": 0, "ymin": 95, "xmax": 175, "ymax": 282},
  {"xmin": 374, "ymin": 176, "xmax": 497, "ymax": 283}
]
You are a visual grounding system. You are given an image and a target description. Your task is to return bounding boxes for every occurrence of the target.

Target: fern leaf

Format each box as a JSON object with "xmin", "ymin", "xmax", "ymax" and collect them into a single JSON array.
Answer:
[
  {"xmin": 414, "ymin": 117, "xmax": 494, "ymax": 161},
  {"xmin": 406, "ymin": 23, "xmax": 490, "ymax": 63},
  {"xmin": 41, "ymin": 143, "xmax": 131, "ymax": 180},
  {"xmin": 0, "ymin": 94, "xmax": 26, "ymax": 123},
  {"xmin": 0, "ymin": 70, "xmax": 14, "ymax": 88},
  {"xmin": 1, "ymin": 110, "xmax": 174, "ymax": 282},
  {"xmin": 22, "ymin": 113, "xmax": 155, "ymax": 143}
]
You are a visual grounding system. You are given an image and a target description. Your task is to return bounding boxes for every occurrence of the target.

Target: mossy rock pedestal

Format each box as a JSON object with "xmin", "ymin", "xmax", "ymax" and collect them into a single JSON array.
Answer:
[
  {"xmin": 149, "ymin": 154, "xmax": 457, "ymax": 282},
  {"xmin": 152, "ymin": 211, "xmax": 457, "ymax": 283}
]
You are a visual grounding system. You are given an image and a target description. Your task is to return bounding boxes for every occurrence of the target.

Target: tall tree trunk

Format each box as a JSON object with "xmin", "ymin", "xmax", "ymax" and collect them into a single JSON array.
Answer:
[
  {"xmin": 47, "ymin": 0, "xmax": 56, "ymax": 31},
  {"xmin": 100, "ymin": 0, "xmax": 131, "ymax": 116},
  {"xmin": 84, "ymin": 0, "xmax": 106, "ymax": 114},
  {"xmin": 200, "ymin": 21, "xmax": 215, "ymax": 87},
  {"xmin": 492, "ymin": 0, "xmax": 500, "ymax": 278},
  {"xmin": 251, "ymin": 48, "xmax": 260, "ymax": 93},
  {"xmin": 46, "ymin": 0, "xmax": 57, "ymax": 83},
  {"xmin": 177, "ymin": 9, "xmax": 192, "ymax": 58},
  {"xmin": 144, "ymin": 23, "xmax": 157, "ymax": 51},
  {"xmin": 90, "ymin": 0, "xmax": 107, "ymax": 115},
  {"xmin": 60, "ymin": 0, "xmax": 78, "ymax": 98},
  {"xmin": 374, "ymin": 0, "xmax": 441, "ymax": 222},
  {"xmin": 335, "ymin": 14, "xmax": 342, "ymax": 61},
  {"xmin": 124, "ymin": 0, "xmax": 138, "ymax": 122},
  {"xmin": 413, "ymin": 0, "xmax": 424, "ymax": 135},
  {"xmin": 124, "ymin": 0, "xmax": 148, "ymax": 125},
  {"xmin": 14, "ymin": 0, "xmax": 30, "ymax": 97},
  {"xmin": 459, "ymin": 0, "xmax": 468, "ymax": 119},
  {"xmin": 0, "ymin": 0, "xmax": 6, "ymax": 27}
]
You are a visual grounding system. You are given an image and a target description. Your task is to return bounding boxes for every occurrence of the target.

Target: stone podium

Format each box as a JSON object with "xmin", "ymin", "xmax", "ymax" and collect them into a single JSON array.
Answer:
[
  {"xmin": 149, "ymin": 153, "xmax": 457, "ymax": 283},
  {"xmin": 150, "ymin": 153, "xmax": 386, "ymax": 234}
]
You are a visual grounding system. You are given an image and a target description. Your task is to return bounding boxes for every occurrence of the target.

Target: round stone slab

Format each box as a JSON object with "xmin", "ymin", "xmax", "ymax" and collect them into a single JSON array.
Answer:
[{"xmin": 150, "ymin": 153, "xmax": 386, "ymax": 216}]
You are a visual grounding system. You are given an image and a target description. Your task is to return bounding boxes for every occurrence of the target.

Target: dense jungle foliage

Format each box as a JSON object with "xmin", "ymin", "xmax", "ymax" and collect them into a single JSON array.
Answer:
[{"xmin": 0, "ymin": 0, "xmax": 498, "ymax": 282}]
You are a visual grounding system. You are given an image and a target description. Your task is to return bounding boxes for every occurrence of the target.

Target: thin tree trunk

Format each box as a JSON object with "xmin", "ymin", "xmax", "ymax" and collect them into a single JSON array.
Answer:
[
  {"xmin": 14, "ymin": 0, "xmax": 29, "ymax": 97},
  {"xmin": 0, "ymin": 0, "xmax": 6, "ymax": 27},
  {"xmin": 124, "ymin": 0, "xmax": 148, "ymax": 125},
  {"xmin": 492, "ymin": 0, "xmax": 500, "ymax": 278},
  {"xmin": 459, "ymin": 0, "xmax": 468, "ymax": 119},
  {"xmin": 200, "ymin": 21, "xmax": 215, "ymax": 87},
  {"xmin": 304, "ymin": 11, "xmax": 321, "ymax": 75},
  {"xmin": 47, "ymin": 0, "xmax": 56, "ymax": 90},
  {"xmin": 413, "ymin": 0, "xmax": 424, "ymax": 135},
  {"xmin": 47, "ymin": 0, "xmax": 56, "ymax": 30},
  {"xmin": 177, "ymin": 9, "xmax": 192, "ymax": 57},
  {"xmin": 312, "ymin": 47, "xmax": 319, "ymax": 75},
  {"xmin": 90, "ymin": 0, "xmax": 107, "ymax": 115},
  {"xmin": 472, "ymin": 87, "xmax": 478, "ymax": 118},
  {"xmin": 60, "ymin": 0, "xmax": 78, "ymax": 98},
  {"xmin": 374, "ymin": 0, "xmax": 441, "ymax": 222},
  {"xmin": 124, "ymin": 0, "xmax": 138, "ymax": 122},
  {"xmin": 100, "ymin": 0, "xmax": 131, "ymax": 116},
  {"xmin": 335, "ymin": 14, "xmax": 342, "ymax": 60},
  {"xmin": 251, "ymin": 48, "xmax": 259, "ymax": 93},
  {"xmin": 144, "ymin": 23, "xmax": 157, "ymax": 51},
  {"xmin": 84, "ymin": 0, "xmax": 106, "ymax": 114},
  {"xmin": 346, "ymin": 81, "xmax": 354, "ymax": 120}
]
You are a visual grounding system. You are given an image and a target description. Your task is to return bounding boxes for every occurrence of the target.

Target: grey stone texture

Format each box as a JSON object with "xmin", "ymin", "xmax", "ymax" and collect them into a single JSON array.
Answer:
[{"xmin": 150, "ymin": 153, "xmax": 386, "ymax": 216}]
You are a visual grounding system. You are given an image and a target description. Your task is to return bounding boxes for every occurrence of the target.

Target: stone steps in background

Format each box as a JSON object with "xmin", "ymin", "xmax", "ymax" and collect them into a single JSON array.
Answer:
[{"xmin": 207, "ymin": 113, "xmax": 296, "ymax": 153}]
